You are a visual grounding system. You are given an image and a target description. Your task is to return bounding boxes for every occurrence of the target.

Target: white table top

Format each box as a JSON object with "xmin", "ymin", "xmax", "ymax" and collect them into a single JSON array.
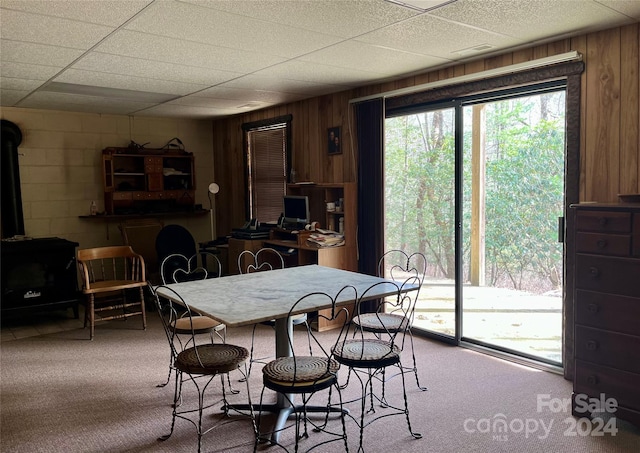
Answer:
[{"xmin": 155, "ymin": 264, "xmax": 415, "ymax": 327}]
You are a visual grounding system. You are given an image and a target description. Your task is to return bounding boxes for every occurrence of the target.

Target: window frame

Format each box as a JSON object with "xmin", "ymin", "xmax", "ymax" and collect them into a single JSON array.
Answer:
[{"xmin": 241, "ymin": 115, "xmax": 292, "ymax": 223}]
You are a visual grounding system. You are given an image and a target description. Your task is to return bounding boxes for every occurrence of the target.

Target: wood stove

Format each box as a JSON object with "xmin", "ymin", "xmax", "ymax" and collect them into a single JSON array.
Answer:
[
  {"xmin": 1, "ymin": 238, "xmax": 80, "ymax": 316},
  {"xmin": 1, "ymin": 120, "xmax": 80, "ymax": 317}
]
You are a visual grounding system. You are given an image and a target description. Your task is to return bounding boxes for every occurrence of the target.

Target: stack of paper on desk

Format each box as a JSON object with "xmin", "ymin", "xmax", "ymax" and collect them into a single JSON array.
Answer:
[{"xmin": 307, "ymin": 231, "xmax": 345, "ymax": 247}]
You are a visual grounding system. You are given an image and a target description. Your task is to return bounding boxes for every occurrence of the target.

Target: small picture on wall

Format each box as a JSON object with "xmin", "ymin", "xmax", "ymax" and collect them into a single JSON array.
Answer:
[{"xmin": 328, "ymin": 127, "xmax": 341, "ymax": 155}]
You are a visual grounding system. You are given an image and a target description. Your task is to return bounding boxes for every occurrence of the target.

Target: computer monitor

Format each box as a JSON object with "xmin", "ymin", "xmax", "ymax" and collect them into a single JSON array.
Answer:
[{"xmin": 283, "ymin": 195, "xmax": 310, "ymax": 226}]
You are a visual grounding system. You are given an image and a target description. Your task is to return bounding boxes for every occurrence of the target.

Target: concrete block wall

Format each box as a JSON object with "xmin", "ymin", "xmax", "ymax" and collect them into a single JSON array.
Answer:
[{"xmin": 1, "ymin": 107, "xmax": 214, "ymax": 250}]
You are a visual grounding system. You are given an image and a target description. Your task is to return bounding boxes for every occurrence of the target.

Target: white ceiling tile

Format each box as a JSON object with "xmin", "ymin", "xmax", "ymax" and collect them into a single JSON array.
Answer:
[
  {"xmin": 95, "ymin": 30, "xmax": 287, "ymax": 73},
  {"xmin": 53, "ymin": 68, "xmax": 208, "ymax": 95},
  {"xmin": 0, "ymin": 77, "xmax": 43, "ymax": 91},
  {"xmin": 184, "ymin": 0, "xmax": 421, "ymax": 38},
  {"xmin": 0, "ymin": 40, "xmax": 85, "ymax": 66},
  {"xmin": 218, "ymin": 74, "xmax": 345, "ymax": 95},
  {"xmin": 596, "ymin": 0, "xmax": 640, "ymax": 19},
  {"xmin": 0, "ymin": 0, "xmax": 153, "ymax": 26},
  {"xmin": 355, "ymin": 13, "xmax": 520, "ymax": 58},
  {"xmin": 0, "ymin": 88, "xmax": 30, "ymax": 105},
  {"xmin": 73, "ymin": 52, "xmax": 242, "ymax": 86},
  {"xmin": 124, "ymin": 0, "xmax": 343, "ymax": 58},
  {"xmin": 429, "ymin": 0, "xmax": 633, "ymax": 41},
  {"xmin": 134, "ymin": 103, "xmax": 234, "ymax": 119},
  {"xmin": 19, "ymin": 91, "xmax": 156, "ymax": 114},
  {"xmin": 168, "ymin": 96, "xmax": 268, "ymax": 109},
  {"xmin": 0, "ymin": 61, "xmax": 61, "ymax": 80},
  {"xmin": 194, "ymin": 86, "xmax": 306, "ymax": 104},
  {"xmin": 252, "ymin": 60, "xmax": 384, "ymax": 86},
  {"xmin": 0, "ymin": 9, "xmax": 114, "ymax": 49},
  {"xmin": 299, "ymin": 40, "xmax": 452, "ymax": 76}
]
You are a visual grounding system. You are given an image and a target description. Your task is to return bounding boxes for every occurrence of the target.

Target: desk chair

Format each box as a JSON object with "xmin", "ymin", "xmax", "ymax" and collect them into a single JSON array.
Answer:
[
  {"xmin": 254, "ymin": 287, "xmax": 353, "ymax": 453},
  {"xmin": 118, "ymin": 218, "xmax": 164, "ymax": 284},
  {"xmin": 237, "ymin": 247, "xmax": 312, "ymax": 380},
  {"xmin": 149, "ymin": 284, "xmax": 254, "ymax": 453},
  {"xmin": 332, "ymin": 278, "xmax": 423, "ymax": 452},
  {"xmin": 155, "ymin": 224, "xmax": 198, "ymax": 267},
  {"xmin": 77, "ymin": 245, "xmax": 147, "ymax": 340},
  {"xmin": 351, "ymin": 250, "xmax": 428, "ymax": 398}
]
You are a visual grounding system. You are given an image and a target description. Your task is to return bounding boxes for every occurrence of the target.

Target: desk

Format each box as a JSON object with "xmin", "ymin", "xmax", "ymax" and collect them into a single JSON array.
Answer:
[{"xmin": 155, "ymin": 264, "xmax": 417, "ymax": 441}]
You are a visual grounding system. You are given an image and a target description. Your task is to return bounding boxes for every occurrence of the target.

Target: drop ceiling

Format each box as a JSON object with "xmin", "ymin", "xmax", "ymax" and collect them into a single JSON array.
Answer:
[{"xmin": 1, "ymin": 0, "xmax": 638, "ymax": 120}]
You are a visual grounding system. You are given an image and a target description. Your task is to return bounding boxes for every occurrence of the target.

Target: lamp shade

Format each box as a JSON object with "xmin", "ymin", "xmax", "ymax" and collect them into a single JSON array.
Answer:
[{"xmin": 208, "ymin": 182, "xmax": 219, "ymax": 194}]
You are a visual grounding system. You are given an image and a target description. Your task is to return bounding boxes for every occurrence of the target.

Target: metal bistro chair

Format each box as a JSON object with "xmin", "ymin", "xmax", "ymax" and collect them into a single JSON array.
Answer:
[
  {"xmin": 351, "ymin": 250, "xmax": 428, "ymax": 398},
  {"xmin": 150, "ymin": 284, "xmax": 255, "ymax": 453},
  {"xmin": 77, "ymin": 245, "xmax": 147, "ymax": 340},
  {"xmin": 332, "ymin": 277, "xmax": 423, "ymax": 453},
  {"xmin": 254, "ymin": 286, "xmax": 354, "ymax": 453},
  {"xmin": 157, "ymin": 252, "xmax": 228, "ymax": 389},
  {"xmin": 238, "ymin": 247, "xmax": 313, "ymax": 380}
]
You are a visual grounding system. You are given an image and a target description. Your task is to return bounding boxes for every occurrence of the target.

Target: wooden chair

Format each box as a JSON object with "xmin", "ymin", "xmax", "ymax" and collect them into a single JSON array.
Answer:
[
  {"xmin": 77, "ymin": 245, "xmax": 147, "ymax": 340},
  {"xmin": 149, "ymin": 284, "xmax": 254, "ymax": 453},
  {"xmin": 237, "ymin": 247, "xmax": 312, "ymax": 379}
]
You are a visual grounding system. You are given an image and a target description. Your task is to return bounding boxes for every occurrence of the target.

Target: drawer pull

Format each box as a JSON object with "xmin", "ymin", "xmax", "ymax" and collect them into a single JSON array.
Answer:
[
  {"xmin": 587, "ymin": 375, "xmax": 599, "ymax": 385},
  {"xmin": 586, "ymin": 340, "xmax": 598, "ymax": 351},
  {"xmin": 588, "ymin": 267, "xmax": 600, "ymax": 278},
  {"xmin": 598, "ymin": 217, "xmax": 608, "ymax": 227},
  {"xmin": 587, "ymin": 303, "xmax": 599, "ymax": 314},
  {"xmin": 596, "ymin": 239, "xmax": 608, "ymax": 249}
]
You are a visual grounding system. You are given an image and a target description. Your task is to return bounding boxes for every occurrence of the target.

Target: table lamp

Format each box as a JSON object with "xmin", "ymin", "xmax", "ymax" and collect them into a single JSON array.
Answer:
[{"xmin": 208, "ymin": 182, "xmax": 219, "ymax": 243}]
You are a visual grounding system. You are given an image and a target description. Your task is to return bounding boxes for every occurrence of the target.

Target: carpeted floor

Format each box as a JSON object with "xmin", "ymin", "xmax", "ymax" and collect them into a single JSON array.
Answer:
[{"xmin": 1, "ymin": 312, "xmax": 638, "ymax": 453}]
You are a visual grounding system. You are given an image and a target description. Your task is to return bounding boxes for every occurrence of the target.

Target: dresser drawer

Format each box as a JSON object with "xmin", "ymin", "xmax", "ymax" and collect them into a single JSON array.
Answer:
[
  {"xmin": 576, "ymin": 255, "xmax": 640, "ymax": 298},
  {"xmin": 576, "ymin": 290, "xmax": 640, "ymax": 336},
  {"xmin": 574, "ymin": 360, "xmax": 640, "ymax": 410},
  {"xmin": 576, "ymin": 232, "xmax": 630, "ymax": 256},
  {"xmin": 112, "ymin": 191, "xmax": 132, "ymax": 201},
  {"xmin": 576, "ymin": 211, "xmax": 631, "ymax": 234},
  {"xmin": 575, "ymin": 326, "xmax": 640, "ymax": 374}
]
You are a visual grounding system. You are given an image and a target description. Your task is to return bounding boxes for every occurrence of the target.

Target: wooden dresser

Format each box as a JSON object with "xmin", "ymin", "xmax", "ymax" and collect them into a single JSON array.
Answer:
[{"xmin": 570, "ymin": 203, "xmax": 640, "ymax": 426}]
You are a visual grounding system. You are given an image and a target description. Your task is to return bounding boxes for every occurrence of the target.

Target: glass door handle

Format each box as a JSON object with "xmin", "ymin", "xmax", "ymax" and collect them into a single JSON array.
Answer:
[{"xmin": 558, "ymin": 216, "xmax": 564, "ymax": 243}]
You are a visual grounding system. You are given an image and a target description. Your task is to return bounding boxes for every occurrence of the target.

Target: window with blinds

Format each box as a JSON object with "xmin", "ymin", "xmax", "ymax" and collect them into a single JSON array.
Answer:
[{"xmin": 245, "ymin": 117, "xmax": 291, "ymax": 223}]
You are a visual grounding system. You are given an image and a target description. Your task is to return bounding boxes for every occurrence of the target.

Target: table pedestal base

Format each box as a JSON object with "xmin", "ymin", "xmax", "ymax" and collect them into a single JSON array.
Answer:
[{"xmin": 226, "ymin": 399, "xmax": 348, "ymax": 443}]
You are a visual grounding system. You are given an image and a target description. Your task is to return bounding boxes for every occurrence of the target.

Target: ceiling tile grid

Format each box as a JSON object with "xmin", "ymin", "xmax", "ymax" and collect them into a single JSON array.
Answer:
[{"xmin": 1, "ymin": 0, "xmax": 639, "ymax": 119}]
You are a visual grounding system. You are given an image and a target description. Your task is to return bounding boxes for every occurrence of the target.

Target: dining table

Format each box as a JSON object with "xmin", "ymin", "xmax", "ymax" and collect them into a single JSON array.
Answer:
[{"xmin": 155, "ymin": 264, "xmax": 418, "ymax": 442}]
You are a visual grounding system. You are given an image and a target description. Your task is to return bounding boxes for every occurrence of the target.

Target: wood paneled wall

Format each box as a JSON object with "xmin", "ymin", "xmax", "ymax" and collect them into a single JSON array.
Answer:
[{"xmin": 212, "ymin": 23, "xmax": 639, "ymax": 236}]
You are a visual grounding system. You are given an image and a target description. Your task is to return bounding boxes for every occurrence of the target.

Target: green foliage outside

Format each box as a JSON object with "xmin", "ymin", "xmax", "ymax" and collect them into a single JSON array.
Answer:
[{"xmin": 384, "ymin": 91, "xmax": 566, "ymax": 293}]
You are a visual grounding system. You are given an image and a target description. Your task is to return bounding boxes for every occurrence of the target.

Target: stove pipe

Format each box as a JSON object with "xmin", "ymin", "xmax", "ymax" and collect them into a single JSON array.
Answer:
[{"xmin": 1, "ymin": 120, "xmax": 25, "ymax": 238}]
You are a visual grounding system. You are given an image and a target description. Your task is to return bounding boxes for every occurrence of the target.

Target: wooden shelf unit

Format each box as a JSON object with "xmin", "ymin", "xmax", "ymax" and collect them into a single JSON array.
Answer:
[
  {"xmin": 283, "ymin": 182, "xmax": 358, "ymax": 330},
  {"xmin": 286, "ymin": 182, "xmax": 357, "ymax": 273},
  {"xmin": 102, "ymin": 147, "xmax": 196, "ymax": 215}
]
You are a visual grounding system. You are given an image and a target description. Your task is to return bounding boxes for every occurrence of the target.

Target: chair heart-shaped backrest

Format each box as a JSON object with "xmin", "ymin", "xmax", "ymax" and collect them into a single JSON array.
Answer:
[
  {"xmin": 245, "ymin": 261, "xmax": 274, "ymax": 273},
  {"xmin": 238, "ymin": 247, "xmax": 285, "ymax": 274},
  {"xmin": 161, "ymin": 253, "xmax": 210, "ymax": 283},
  {"xmin": 172, "ymin": 265, "xmax": 208, "ymax": 282}
]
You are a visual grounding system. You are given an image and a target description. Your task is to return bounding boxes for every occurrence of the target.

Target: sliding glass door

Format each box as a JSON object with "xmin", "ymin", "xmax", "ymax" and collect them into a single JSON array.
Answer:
[
  {"xmin": 384, "ymin": 83, "xmax": 566, "ymax": 365},
  {"xmin": 460, "ymin": 90, "xmax": 565, "ymax": 364},
  {"xmin": 384, "ymin": 104, "xmax": 457, "ymax": 340}
]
